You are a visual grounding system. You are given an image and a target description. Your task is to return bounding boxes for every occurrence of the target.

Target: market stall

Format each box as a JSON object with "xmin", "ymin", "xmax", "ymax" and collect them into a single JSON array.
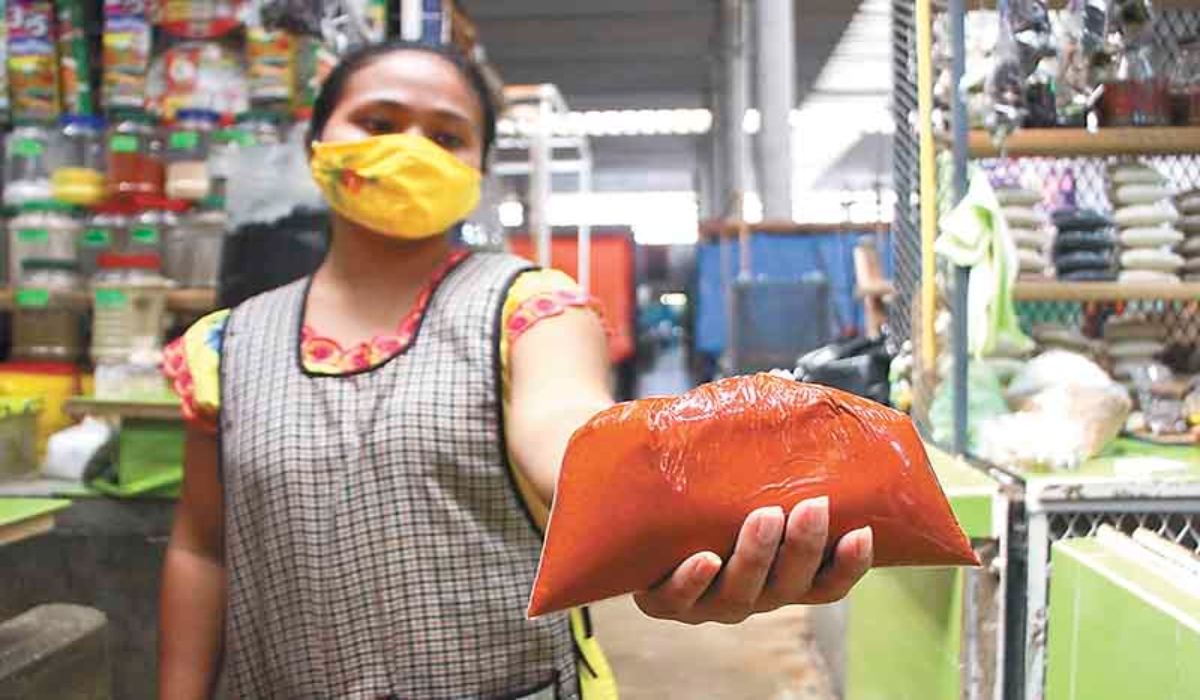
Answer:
[{"xmin": 837, "ymin": 1, "xmax": 1200, "ymax": 698}]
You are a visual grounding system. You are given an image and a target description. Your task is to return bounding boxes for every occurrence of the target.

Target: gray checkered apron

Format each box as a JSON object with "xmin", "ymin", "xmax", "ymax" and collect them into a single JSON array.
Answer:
[{"xmin": 218, "ymin": 253, "xmax": 579, "ymax": 699}]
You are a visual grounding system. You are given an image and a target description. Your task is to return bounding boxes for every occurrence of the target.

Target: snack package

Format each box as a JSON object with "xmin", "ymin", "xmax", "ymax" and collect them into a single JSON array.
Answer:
[
  {"xmin": 145, "ymin": 41, "xmax": 248, "ymax": 119},
  {"xmin": 291, "ymin": 34, "xmax": 336, "ymax": 112},
  {"xmin": 6, "ymin": 0, "xmax": 59, "ymax": 120},
  {"xmin": 247, "ymin": 27, "xmax": 292, "ymax": 107},
  {"xmin": 102, "ymin": 0, "xmax": 152, "ymax": 111},
  {"xmin": 156, "ymin": 0, "xmax": 242, "ymax": 40},
  {"xmin": 0, "ymin": 0, "xmax": 9, "ymax": 121},
  {"xmin": 527, "ymin": 374, "xmax": 979, "ymax": 617},
  {"xmin": 56, "ymin": 0, "xmax": 93, "ymax": 115}
]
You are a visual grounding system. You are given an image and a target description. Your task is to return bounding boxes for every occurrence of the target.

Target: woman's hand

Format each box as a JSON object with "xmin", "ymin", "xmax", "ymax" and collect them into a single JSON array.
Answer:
[{"xmin": 633, "ymin": 497, "xmax": 872, "ymax": 625}]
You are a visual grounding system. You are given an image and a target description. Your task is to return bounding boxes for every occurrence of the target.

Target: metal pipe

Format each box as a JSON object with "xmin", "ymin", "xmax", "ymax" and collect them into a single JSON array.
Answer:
[
  {"xmin": 529, "ymin": 90, "xmax": 553, "ymax": 269},
  {"xmin": 577, "ymin": 164, "xmax": 593, "ymax": 294},
  {"xmin": 721, "ymin": 0, "xmax": 749, "ymax": 207},
  {"xmin": 950, "ymin": 0, "xmax": 971, "ymax": 456},
  {"xmin": 399, "ymin": 0, "xmax": 422, "ymax": 41},
  {"xmin": 754, "ymin": 0, "xmax": 795, "ymax": 221}
]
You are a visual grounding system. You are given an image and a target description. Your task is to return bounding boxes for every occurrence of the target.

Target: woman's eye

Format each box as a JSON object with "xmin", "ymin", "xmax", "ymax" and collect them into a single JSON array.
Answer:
[
  {"xmin": 433, "ymin": 133, "xmax": 464, "ymax": 149},
  {"xmin": 362, "ymin": 118, "xmax": 394, "ymax": 134}
]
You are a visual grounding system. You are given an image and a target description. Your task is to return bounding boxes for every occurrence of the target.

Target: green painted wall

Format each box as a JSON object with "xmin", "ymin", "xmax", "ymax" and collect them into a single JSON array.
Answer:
[
  {"xmin": 1046, "ymin": 538, "xmax": 1200, "ymax": 700},
  {"xmin": 845, "ymin": 566, "xmax": 965, "ymax": 700}
]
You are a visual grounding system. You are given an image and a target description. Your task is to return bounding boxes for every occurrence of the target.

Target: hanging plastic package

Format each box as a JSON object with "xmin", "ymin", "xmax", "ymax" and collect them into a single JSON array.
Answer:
[
  {"xmin": 527, "ymin": 374, "xmax": 980, "ymax": 617},
  {"xmin": 6, "ymin": 0, "xmax": 60, "ymax": 121},
  {"xmin": 986, "ymin": 0, "xmax": 1031, "ymax": 143},
  {"xmin": 102, "ymin": 0, "xmax": 152, "ymax": 111},
  {"xmin": 56, "ymin": 0, "xmax": 93, "ymax": 115}
]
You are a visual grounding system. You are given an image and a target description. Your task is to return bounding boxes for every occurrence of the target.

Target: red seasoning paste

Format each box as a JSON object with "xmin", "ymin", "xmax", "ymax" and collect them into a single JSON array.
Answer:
[{"xmin": 528, "ymin": 374, "xmax": 979, "ymax": 617}]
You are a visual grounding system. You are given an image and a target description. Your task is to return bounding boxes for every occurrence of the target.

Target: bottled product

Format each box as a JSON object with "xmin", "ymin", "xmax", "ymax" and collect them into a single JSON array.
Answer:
[
  {"xmin": 79, "ymin": 209, "xmax": 126, "ymax": 276},
  {"xmin": 208, "ymin": 127, "xmax": 248, "ymax": 201},
  {"xmin": 8, "ymin": 201, "xmax": 79, "ymax": 282},
  {"xmin": 1168, "ymin": 40, "xmax": 1200, "ymax": 125},
  {"xmin": 107, "ymin": 112, "xmax": 165, "ymax": 197},
  {"xmin": 4, "ymin": 124, "xmax": 57, "ymax": 206},
  {"xmin": 165, "ymin": 108, "xmax": 218, "ymax": 201},
  {"xmin": 91, "ymin": 253, "xmax": 170, "ymax": 363},
  {"xmin": 52, "ymin": 115, "xmax": 107, "ymax": 205},
  {"xmin": 166, "ymin": 200, "xmax": 227, "ymax": 287},
  {"xmin": 12, "ymin": 258, "xmax": 83, "ymax": 363},
  {"xmin": 127, "ymin": 208, "xmax": 176, "ymax": 260},
  {"xmin": 1103, "ymin": 43, "xmax": 1170, "ymax": 127}
]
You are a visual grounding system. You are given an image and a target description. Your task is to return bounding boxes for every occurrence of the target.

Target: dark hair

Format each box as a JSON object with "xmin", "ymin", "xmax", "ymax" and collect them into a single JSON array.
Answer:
[{"xmin": 307, "ymin": 40, "xmax": 499, "ymax": 163}]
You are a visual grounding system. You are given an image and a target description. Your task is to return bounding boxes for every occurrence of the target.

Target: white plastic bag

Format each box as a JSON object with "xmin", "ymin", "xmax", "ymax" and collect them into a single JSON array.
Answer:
[{"xmin": 42, "ymin": 418, "xmax": 115, "ymax": 482}]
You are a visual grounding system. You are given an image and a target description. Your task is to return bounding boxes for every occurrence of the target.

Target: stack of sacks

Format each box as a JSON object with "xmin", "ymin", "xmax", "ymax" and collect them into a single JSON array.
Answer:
[
  {"xmin": 1051, "ymin": 209, "xmax": 1117, "ymax": 281},
  {"xmin": 1174, "ymin": 188, "xmax": 1200, "ymax": 282},
  {"xmin": 1110, "ymin": 162, "xmax": 1185, "ymax": 283},
  {"xmin": 1031, "ymin": 322, "xmax": 1103, "ymax": 362},
  {"xmin": 1103, "ymin": 315, "xmax": 1169, "ymax": 394},
  {"xmin": 997, "ymin": 187, "xmax": 1051, "ymax": 277}
]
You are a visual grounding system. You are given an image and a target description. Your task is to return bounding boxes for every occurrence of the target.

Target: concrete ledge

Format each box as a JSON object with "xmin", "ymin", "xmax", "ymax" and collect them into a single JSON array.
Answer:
[{"xmin": 0, "ymin": 604, "xmax": 110, "ymax": 700}]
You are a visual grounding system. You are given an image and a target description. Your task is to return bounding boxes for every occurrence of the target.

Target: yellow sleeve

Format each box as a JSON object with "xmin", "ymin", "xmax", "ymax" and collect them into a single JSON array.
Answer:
[{"xmin": 163, "ymin": 309, "xmax": 230, "ymax": 431}]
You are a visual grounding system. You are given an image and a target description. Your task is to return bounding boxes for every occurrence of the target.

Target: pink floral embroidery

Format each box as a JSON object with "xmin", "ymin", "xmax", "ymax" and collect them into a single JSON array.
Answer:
[{"xmin": 505, "ymin": 290, "xmax": 606, "ymax": 346}]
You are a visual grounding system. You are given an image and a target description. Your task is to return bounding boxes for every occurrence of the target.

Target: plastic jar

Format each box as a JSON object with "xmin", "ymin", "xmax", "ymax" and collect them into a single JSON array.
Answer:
[
  {"xmin": 12, "ymin": 259, "xmax": 83, "ymax": 363},
  {"xmin": 127, "ymin": 209, "xmax": 176, "ymax": 260},
  {"xmin": 107, "ymin": 112, "xmax": 165, "ymax": 198},
  {"xmin": 79, "ymin": 210, "xmax": 126, "ymax": 276},
  {"xmin": 52, "ymin": 115, "xmax": 107, "ymax": 206},
  {"xmin": 8, "ymin": 201, "xmax": 80, "ymax": 283},
  {"xmin": 4, "ymin": 124, "xmax": 57, "ymax": 206},
  {"xmin": 166, "ymin": 200, "xmax": 227, "ymax": 287},
  {"xmin": 166, "ymin": 109, "xmax": 219, "ymax": 201},
  {"xmin": 91, "ymin": 253, "xmax": 171, "ymax": 364},
  {"xmin": 208, "ymin": 127, "xmax": 247, "ymax": 201},
  {"xmin": 236, "ymin": 110, "xmax": 281, "ymax": 145}
]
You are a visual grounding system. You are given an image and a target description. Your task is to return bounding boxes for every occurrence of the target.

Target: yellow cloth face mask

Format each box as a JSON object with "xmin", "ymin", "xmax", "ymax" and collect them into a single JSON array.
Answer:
[{"xmin": 310, "ymin": 133, "xmax": 482, "ymax": 239}]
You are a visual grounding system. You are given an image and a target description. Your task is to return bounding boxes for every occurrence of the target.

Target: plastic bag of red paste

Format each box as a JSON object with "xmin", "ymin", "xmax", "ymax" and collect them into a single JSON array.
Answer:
[{"xmin": 528, "ymin": 374, "xmax": 979, "ymax": 617}]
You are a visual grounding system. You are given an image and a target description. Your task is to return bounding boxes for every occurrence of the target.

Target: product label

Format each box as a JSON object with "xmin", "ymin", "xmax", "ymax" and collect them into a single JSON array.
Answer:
[
  {"xmin": 11, "ymin": 137, "xmax": 43, "ymax": 157},
  {"xmin": 109, "ymin": 134, "xmax": 138, "ymax": 153},
  {"xmin": 16, "ymin": 228, "xmax": 49, "ymax": 243},
  {"xmin": 131, "ymin": 226, "xmax": 159, "ymax": 245},
  {"xmin": 169, "ymin": 130, "xmax": 199, "ymax": 150},
  {"xmin": 15, "ymin": 288, "xmax": 50, "ymax": 307},
  {"xmin": 82, "ymin": 228, "xmax": 112, "ymax": 247},
  {"xmin": 6, "ymin": 0, "xmax": 60, "ymax": 120},
  {"xmin": 94, "ymin": 288, "xmax": 129, "ymax": 308}
]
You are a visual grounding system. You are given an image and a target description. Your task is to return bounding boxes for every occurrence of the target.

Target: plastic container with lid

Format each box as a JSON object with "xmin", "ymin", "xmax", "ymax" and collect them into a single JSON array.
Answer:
[
  {"xmin": 1168, "ymin": 40, "xmax": 1200, "ymax": 125},
  {"xmin": 236, "ymin": 110, "xmax": 282, "ymax": 145},
  {"xmin": 79, "ymin": 210, "xmax": 127, "ymax": 276},
  {"xmin": 0, "ymin": 396, "xmax": 42, "ymax": 477},
  {"xmin": 52, "ymin": 115, "xmax": 107, "ymax": 206},
  {"xmin": 166, "ymin": 199, "xmax": 227, "ymax": 287},
  {"xmin": 208, "ymin": 127, "xmax": 249, "ymax": 201},
  {"xmin": 4, "ymin": 125, "xmax": 58, "ymax": 206},
  {"xmin": 8, "ymin": 201, "xmax": 80, "ymax": 283},
  {"xmin": 91, "ymin": 253, "xmax": 171, "ymax": 364},
  {"xmin": 166, "ymin": 109, "xmax": 219, "ymax": 201},
  {"xmin": 127, "ymin": 208, "xmax": 177, "ymax": 260},
  {"xmin": 12, "ymin": 258, "xmax": 84, "ymax": 363},
  {"xmin": 107, "ymin": 112, "xmax": 165, "ymax": 198}
]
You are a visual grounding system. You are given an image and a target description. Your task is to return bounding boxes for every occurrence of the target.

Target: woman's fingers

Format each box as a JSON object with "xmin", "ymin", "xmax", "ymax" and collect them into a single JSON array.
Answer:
[
  {"xmin": 633, "ymin": 551, "xmax": 722, "ymax": 620},
  {"xmin": 701, "ymin": 507, "xmax": 786, "ymax": 621},
  {"xmin": 760, "ymin": 497, "xmax": 830, "ymax": 608},
  {"xmin": 801, "ymin": 526, "xmax": 873, "ymax": 605}
]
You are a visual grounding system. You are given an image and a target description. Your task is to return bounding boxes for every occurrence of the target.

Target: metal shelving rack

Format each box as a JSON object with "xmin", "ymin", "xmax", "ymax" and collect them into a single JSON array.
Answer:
[{"xmin": 892, "ymin": 2, "xmax": 1200, "ymax": 699}]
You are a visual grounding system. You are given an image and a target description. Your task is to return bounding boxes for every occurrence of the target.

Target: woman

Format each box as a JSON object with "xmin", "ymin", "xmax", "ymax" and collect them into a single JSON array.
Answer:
[{"xmin": 159, "ymin": 40, "xmax": 873, "ymax": 700}]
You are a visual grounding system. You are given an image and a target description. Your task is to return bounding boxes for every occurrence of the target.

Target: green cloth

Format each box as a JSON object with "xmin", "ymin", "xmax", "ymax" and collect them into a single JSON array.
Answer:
[{"xmin": 935, "ymin": 167, "xmax": 1035, "ymax": 359}]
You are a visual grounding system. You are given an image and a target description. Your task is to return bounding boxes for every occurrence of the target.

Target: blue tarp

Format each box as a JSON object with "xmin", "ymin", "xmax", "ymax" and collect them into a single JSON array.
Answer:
[{"xmin": 694, "ymin": 231, "xmax": 893, "ymax": 356}]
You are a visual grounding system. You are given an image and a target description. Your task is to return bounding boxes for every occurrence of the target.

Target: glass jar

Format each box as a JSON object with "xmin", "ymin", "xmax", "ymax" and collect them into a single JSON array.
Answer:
[
  {"xmin": 208, "ymin": 127, "xmax": 247, "ymax": 202},
  {"xmin": 165, "ymin": 200, "xmax": 227, "ymax": 287},
  {"xmin": 52, "ymin": 115, "xmax": 107, "ymax": 206},
  {"xmin": 8, "ymin": 201, "xmax": 80, "ymax": 283},
  {"xmin": 126, "ymin": 208, "xmax": 176, "ymax": 260},
  {"xmin": 1103, "ymin": 43, "xmax": 1170, "ymax": 127},
  {"xmin": 13, "ymin": 258, "xmax": 83, "ymax": 363},
  {"xmin": 1168, "ymin": 40, "xmax": 1200, "ymax": 125},
  {"xmin": 4, "ymin": 125, "xmax": 57, "ymax": 206},
  {"xmin": 91, "ymin": 253, "xmax": 171, "ymax": 364},
  {"xmin": 236, "ymin": 110, "xmax": 281, "ymax": 145},
  {"xmin": 79, "ymin": 210, "xmax": 126, "ymax": 277},
  {"xmin": 165, "ymin": 109, "xmax": 219, "ymax": 201},
  {"xmin": 107, "ymin": 112, "xmax": 165, "ymax": 198}
]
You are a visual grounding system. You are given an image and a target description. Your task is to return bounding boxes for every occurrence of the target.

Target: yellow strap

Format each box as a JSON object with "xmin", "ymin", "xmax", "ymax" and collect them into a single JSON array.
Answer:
[{"xmin": 571, "ymin": 608, "xmax": 619, "ymax": 700}]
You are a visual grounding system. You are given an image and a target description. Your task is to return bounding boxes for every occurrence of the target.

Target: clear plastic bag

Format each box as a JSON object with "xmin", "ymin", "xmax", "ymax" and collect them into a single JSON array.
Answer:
[{"xmin": 528, "ymin": 374, "xmax": 979, "ymax": 617}]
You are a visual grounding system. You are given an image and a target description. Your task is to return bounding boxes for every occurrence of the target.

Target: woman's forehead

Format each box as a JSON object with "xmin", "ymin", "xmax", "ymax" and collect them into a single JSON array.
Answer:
[{"xmin": 341, "ymin": 50, "xmax": 482, "ymax": 121}]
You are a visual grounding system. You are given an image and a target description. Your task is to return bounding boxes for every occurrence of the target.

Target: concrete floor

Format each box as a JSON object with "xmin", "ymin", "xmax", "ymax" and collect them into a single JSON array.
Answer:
[
  {"xmin": 602, "ymin": 348, "xmax": 836, "ymax": 699},
  {"xmin": 592, "ymin": 596, "xmax": 836, "ymax": 700}
]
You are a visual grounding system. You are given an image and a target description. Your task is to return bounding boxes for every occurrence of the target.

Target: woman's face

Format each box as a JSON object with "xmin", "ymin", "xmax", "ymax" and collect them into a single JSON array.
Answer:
[{"xmin": 319, "ymin": 50, "xmax": 485, "ymax": 171}]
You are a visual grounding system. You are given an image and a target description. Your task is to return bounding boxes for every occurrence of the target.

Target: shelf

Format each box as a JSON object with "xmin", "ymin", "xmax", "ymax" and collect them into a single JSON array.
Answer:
[
  {"xmin": 969, "ymin": 127, "xmax": 1200, "ymax": 159},
  {"xmin": 63, "ymin": 397, "xmax": 183, "ymax": 421},
  {"xmin": 1013, "ymin": 280, "xmax": 1200, "ymax": 302},
  {"xmin": 0, "ymin": 288, "xmax": 216, "ymax": 313}
]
